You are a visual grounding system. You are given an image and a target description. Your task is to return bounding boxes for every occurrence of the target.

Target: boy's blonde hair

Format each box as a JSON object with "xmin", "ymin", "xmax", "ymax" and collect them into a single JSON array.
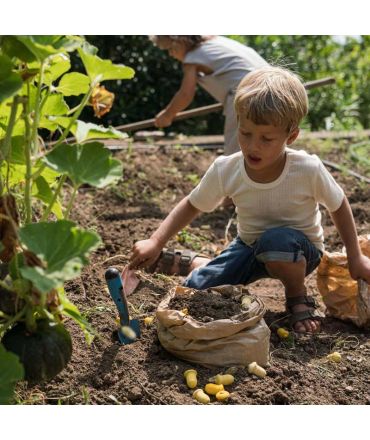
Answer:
[
  {"xmin": 149, "ymin": 36, "xmax": 208, "ymax": 51},
  {"xmin": 234, "ymin": 66, "xmax": 308, "ymax": 132}
]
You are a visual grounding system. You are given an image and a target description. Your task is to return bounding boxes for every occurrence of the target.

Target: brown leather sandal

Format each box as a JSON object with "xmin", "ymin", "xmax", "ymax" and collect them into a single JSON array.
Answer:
[
  {"xmin": 147, "ymin": 248, "xmax": 200, "ymax": 276},
  {"xmin": 286, "ymin": 295, "xmax": 325, "ymax": 330}
]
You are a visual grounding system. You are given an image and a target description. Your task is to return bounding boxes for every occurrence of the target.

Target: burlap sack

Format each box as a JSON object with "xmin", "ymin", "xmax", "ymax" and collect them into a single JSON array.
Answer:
[
  {"xmin": 156, "ymin": 285, "xmax": 270, "ymax": 367},
  {"xmin": 317, "ymin": 234, "xmax": 370, "ymax": 328}
]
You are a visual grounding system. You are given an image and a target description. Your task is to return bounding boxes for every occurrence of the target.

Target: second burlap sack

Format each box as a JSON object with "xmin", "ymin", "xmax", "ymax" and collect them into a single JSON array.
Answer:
[
  {"xmin": 317, "ymin": 234, "xmax": 370, "ymax": 328},
  {"xmin": 156, "ymin": 285, "xmax": 270, "ymax": 367}
]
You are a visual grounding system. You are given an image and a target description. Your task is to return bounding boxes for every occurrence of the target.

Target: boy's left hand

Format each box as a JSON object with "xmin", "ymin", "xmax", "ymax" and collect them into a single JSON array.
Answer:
[
  {"xmin": 155, "ymin": 110, "xmax": 173, "ymax": 128},
  {"xmin": 348, "ymin": 254, "xmax": 370, "ymax": 284}
]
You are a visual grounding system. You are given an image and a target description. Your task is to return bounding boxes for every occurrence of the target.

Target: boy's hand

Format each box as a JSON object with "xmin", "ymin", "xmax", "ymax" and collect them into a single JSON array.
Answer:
[
  {"xmin": 155, "ymin": 110, "xmax": 173, "ymax": 128},
  {"xmin": 129, "ymin": 238, "xmax": 163, "ymax": 270},
  {"xmin": 348, "ymin": 254, "xmax": 370, "ymax": 284}
]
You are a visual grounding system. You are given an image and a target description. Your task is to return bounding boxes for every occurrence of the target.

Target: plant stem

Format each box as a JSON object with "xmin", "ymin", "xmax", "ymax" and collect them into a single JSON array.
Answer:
[
  {"xmin": 23, "ymin": 98, "xmax": 33, "ymax": 224},
  {"xmin": 38, "ymin": 87, "xmax": 50, "ymax": 118},
  {"xmin": 64, "ymin": 186, "xmax": 78, "ymax": 219},
  {"xmin": 1, "ymin": 97, "xmax": 20, "ymax": 195},
  {"xmin": 30, "ymin": 60, "xmax": 45, "ymax": 156},
  {"xmin": 40, "ymin": 174, "xmax": 66, "ymax": 221}
]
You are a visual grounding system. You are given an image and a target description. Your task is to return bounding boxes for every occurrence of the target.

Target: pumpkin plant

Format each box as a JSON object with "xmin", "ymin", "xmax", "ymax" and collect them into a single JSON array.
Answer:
[{"xmin": 0, "ymin": 35, "xmax": 134, "ymax": 399}]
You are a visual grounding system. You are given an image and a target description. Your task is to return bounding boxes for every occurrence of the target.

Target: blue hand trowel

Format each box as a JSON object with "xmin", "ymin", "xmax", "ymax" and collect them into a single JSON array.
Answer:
[{"xmin": 105, "ymin": 267, "xmax": 140, "ymax": 344}]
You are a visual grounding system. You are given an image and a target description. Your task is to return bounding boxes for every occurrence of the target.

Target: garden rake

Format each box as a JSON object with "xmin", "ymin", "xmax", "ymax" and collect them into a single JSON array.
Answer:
[
  {"xmin": 47, "ymin": 77, "xmax": 336, "ymax": 146},
  {"xmin": 105, "ymin": 267, "xmax": 141, "ymax": 344}
]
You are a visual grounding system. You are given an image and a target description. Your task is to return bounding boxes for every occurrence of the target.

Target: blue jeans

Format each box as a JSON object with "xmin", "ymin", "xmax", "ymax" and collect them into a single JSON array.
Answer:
[{"xmin": 183, "ymin": 227, "xmax": 323, "ymax": 290}]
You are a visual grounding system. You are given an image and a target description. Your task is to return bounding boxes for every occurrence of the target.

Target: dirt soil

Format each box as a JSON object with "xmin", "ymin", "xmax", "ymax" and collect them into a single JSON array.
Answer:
[
  {"xmin": 16, "ymin": 140, "xmax": 370, "ymax": 405},
  {"xmin": 168, "ymin": 288, "xmax": 244, "ymax": 321}
]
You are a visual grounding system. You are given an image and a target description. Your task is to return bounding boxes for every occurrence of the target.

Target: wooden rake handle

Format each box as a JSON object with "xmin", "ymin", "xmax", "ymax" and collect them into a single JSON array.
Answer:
[
  {"xmin": 115, "ymin": 77, "xmax": 336, "ymax": 132},
  {"xmin": 46, "ymin": 76, "xmax": 336, "ymax": 146}
]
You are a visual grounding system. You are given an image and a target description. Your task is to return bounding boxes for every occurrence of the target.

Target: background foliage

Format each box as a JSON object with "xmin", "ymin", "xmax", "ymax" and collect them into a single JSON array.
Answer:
[{"xmin": 76, "ymin": 35, "xmax": 369, "ymax": 135}]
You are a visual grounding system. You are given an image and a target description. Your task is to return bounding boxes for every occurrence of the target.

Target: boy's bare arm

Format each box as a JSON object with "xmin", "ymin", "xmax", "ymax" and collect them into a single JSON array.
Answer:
[
  {"xmin": 129, "ymin": 196, "xmax": 201, "ymax": 269},
  {"xmin": 154, "ymin": 64, "xmax": 197, "ymax": 127},
  {"xmin": 330, "ymin": 197, "xmax": 370, "ymax": 282},
  {"xmin": 151, "ymin": 196, "xmax": 200, "ymax": 246}
]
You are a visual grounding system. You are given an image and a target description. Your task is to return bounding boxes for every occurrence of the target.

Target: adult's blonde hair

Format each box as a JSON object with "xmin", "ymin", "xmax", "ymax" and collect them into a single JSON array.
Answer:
[{"xmin": 234, "ymin": 66, "xmax": 308, "ymax": 132}]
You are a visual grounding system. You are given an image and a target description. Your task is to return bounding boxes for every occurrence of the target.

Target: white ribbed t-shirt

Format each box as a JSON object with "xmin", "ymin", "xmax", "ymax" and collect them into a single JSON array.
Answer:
[
  {"xmin": 183, "ymin": 36, "xmax": 268, "ymax": 104},
  {"xmin": 188, "ymin": 148, "xmax": 345, "ymax": 252}
]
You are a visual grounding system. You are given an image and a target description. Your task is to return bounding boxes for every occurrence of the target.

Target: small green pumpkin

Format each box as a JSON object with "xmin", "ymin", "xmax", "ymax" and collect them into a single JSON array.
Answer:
[{"xmin": 2, "ymin": 319, "xmax": 72, "ymax": 384}]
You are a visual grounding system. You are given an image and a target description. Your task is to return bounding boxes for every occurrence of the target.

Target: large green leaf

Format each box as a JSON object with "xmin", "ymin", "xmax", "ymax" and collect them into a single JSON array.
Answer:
[
  {"xmin": 0, "ymin": 159, "xmax": 61, "ymax": 189},
  {"xmin": 43, "ymin": 142, "xmax": 123, "ymax": 188},
  {"xmin": 0, "ymin": 163, "xmax": 26, "ymax": 188},
  {"xmin": 0, "ymin": 100, "xmax": 13, "ymax": 117},
  {"xmin": 0, "ymin": 344, "xmax": 24, "ymax": 405},
  {"xmin": 41, "ymin": 94, "xmax": 69, "ymax": 116},
  {"xmin": 9, "ymin": 119, "xmax": 25, "ymax": 137},
  {"xmin": 18, "ymin": 220, "xmax": 101, "ymax": 294},
  {"xmin": 15, "ymin": 36, "xmax": 61, "ymax": 62},
  {"xmin": 0, "ymin": 54, "xmax": 14, "ymax": 81},
  {"xmin": 0, "ymin": 74, "xmax": 23, "ymax": 103},
  {"xmin": 0, "ymin": 136, "xmax": 26, "ymax": 164},
  {"xmin": 74, "ymin": 121, "xmax": 126, "ymax": 143},
  {"xmin": 13, "ymin": 36, "xmax": 84, "ymax": 63},
  {"xmin": 39, "ymin": 116, "xmax": 61, "ymax": 132},
  {"xmin": 36, "ymin": 161, "xmax": 61, "ymax": 185},
  {"xmin": 56, "ymin": 73, "xmax": 90, "ymax": 96},
  {"xmin": 52, "ymin": 36, "xmax": 85, "ymax": 52},
  {"xmin": 78, "ymin": 48, "xmax": 135, "ymax": 83},
  {"xmin": 0, "ymin": 36, "xmax": 36, "ymax": 62},
  {"xmin": 43, "ymin": 55, "xmax": 71, "ymax": 86},
  {"xmin": 41, "ymin": 117, "xmax": 126, "ymax": 141},
  {"xmin": 39, "ymin": 115, "xmax": 73, "ymax": 132},
  {"xmin": 0, "ymin": 55, "xmax": 23, "ymax": 103}
]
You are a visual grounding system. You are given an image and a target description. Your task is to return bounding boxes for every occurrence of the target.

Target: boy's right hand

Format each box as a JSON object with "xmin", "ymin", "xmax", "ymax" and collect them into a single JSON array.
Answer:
[{"xmin": 129, "ymin": 238, "xmax": 163, "ymax": 270}]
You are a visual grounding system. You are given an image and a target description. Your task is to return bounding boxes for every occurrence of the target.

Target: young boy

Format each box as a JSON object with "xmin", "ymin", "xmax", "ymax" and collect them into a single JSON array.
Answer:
[
  {"xmin": 150, "ymin": 35, "xmax": 268, "ymax": 155},
  {"xmin": 129, "ymin": 66, "xmax": 370, "ymax": 334}
]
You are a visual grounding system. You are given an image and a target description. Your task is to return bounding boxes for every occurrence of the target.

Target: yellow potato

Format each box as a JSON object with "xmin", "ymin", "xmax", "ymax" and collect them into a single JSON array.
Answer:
[
  {"xmin": 204, "ymin": 383, "xmax": 224, "ymax": 395},
  {"xmin": 213, "ymin": 374, "xmax": 235, "ymax": 386},
  {"xmin": 216, "ymin": 390, "xmax": 230, "ymax": 401},
  {"xmin": 184, "ymin": 369, "xmax": 197, "ymax": 388},
  {"xmin": 327, "ymin": 351, "xmax": 342, "ymax": 363},
  {"xmin": 144, "ymin": 316, "xmax": 154, "ymax": 327},
  {"xmin": 248, "ymin": 361, "xmax": 266, "ymax": 378},
  {"xmin": 193, "ymin": 389, "xmax": 210, "ymax": 404},
  {"xmin": 277, "ymin": 327, "xmax": 289, "ymax": 339},
  {"xmin": 120, "ymin": 326, "xmax": 137, "ymax": 340}
]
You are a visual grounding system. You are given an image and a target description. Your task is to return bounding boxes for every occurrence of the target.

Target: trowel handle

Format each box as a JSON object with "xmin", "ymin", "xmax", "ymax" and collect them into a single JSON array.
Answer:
[{"xmin": 105, "ymin": 267, "xmax": 129, "ymax": 325}]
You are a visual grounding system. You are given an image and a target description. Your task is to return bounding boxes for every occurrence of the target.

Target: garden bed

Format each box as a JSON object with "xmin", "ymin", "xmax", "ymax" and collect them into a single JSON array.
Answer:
[{"xmin": 15, "ymin": 139, "xmax": 370, "ymax": 405}]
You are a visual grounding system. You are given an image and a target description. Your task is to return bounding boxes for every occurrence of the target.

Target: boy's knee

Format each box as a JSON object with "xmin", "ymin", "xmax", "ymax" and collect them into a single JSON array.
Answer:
[
  {"xmin": 254, "ymin": 227, "xmax": 305, "ymax": 263},
  {"xmin": 183, "ymin": 269, "xmax": 210, "ymax": 290}
]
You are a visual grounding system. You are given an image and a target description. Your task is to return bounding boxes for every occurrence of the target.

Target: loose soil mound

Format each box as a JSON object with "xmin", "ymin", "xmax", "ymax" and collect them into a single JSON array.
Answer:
[
  {"xmin": 168, "ymin": 288, "xmax": 243, "ymax": 321},
  {"xmin": 15, "ymin": 141, "xmax": 370, "ymax": 405}
]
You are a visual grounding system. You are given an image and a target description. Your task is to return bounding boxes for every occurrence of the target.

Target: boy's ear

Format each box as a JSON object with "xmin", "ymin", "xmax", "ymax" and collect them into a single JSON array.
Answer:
[{"xmin": 286, "ymin": 127, "xmax": 300, "ymax": 145}]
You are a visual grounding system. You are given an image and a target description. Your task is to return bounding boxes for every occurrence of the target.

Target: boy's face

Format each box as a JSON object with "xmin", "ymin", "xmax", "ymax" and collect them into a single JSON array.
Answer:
[{"xmin": 238, "ymin": 118, "xmax": 299, "ymax": 173}]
